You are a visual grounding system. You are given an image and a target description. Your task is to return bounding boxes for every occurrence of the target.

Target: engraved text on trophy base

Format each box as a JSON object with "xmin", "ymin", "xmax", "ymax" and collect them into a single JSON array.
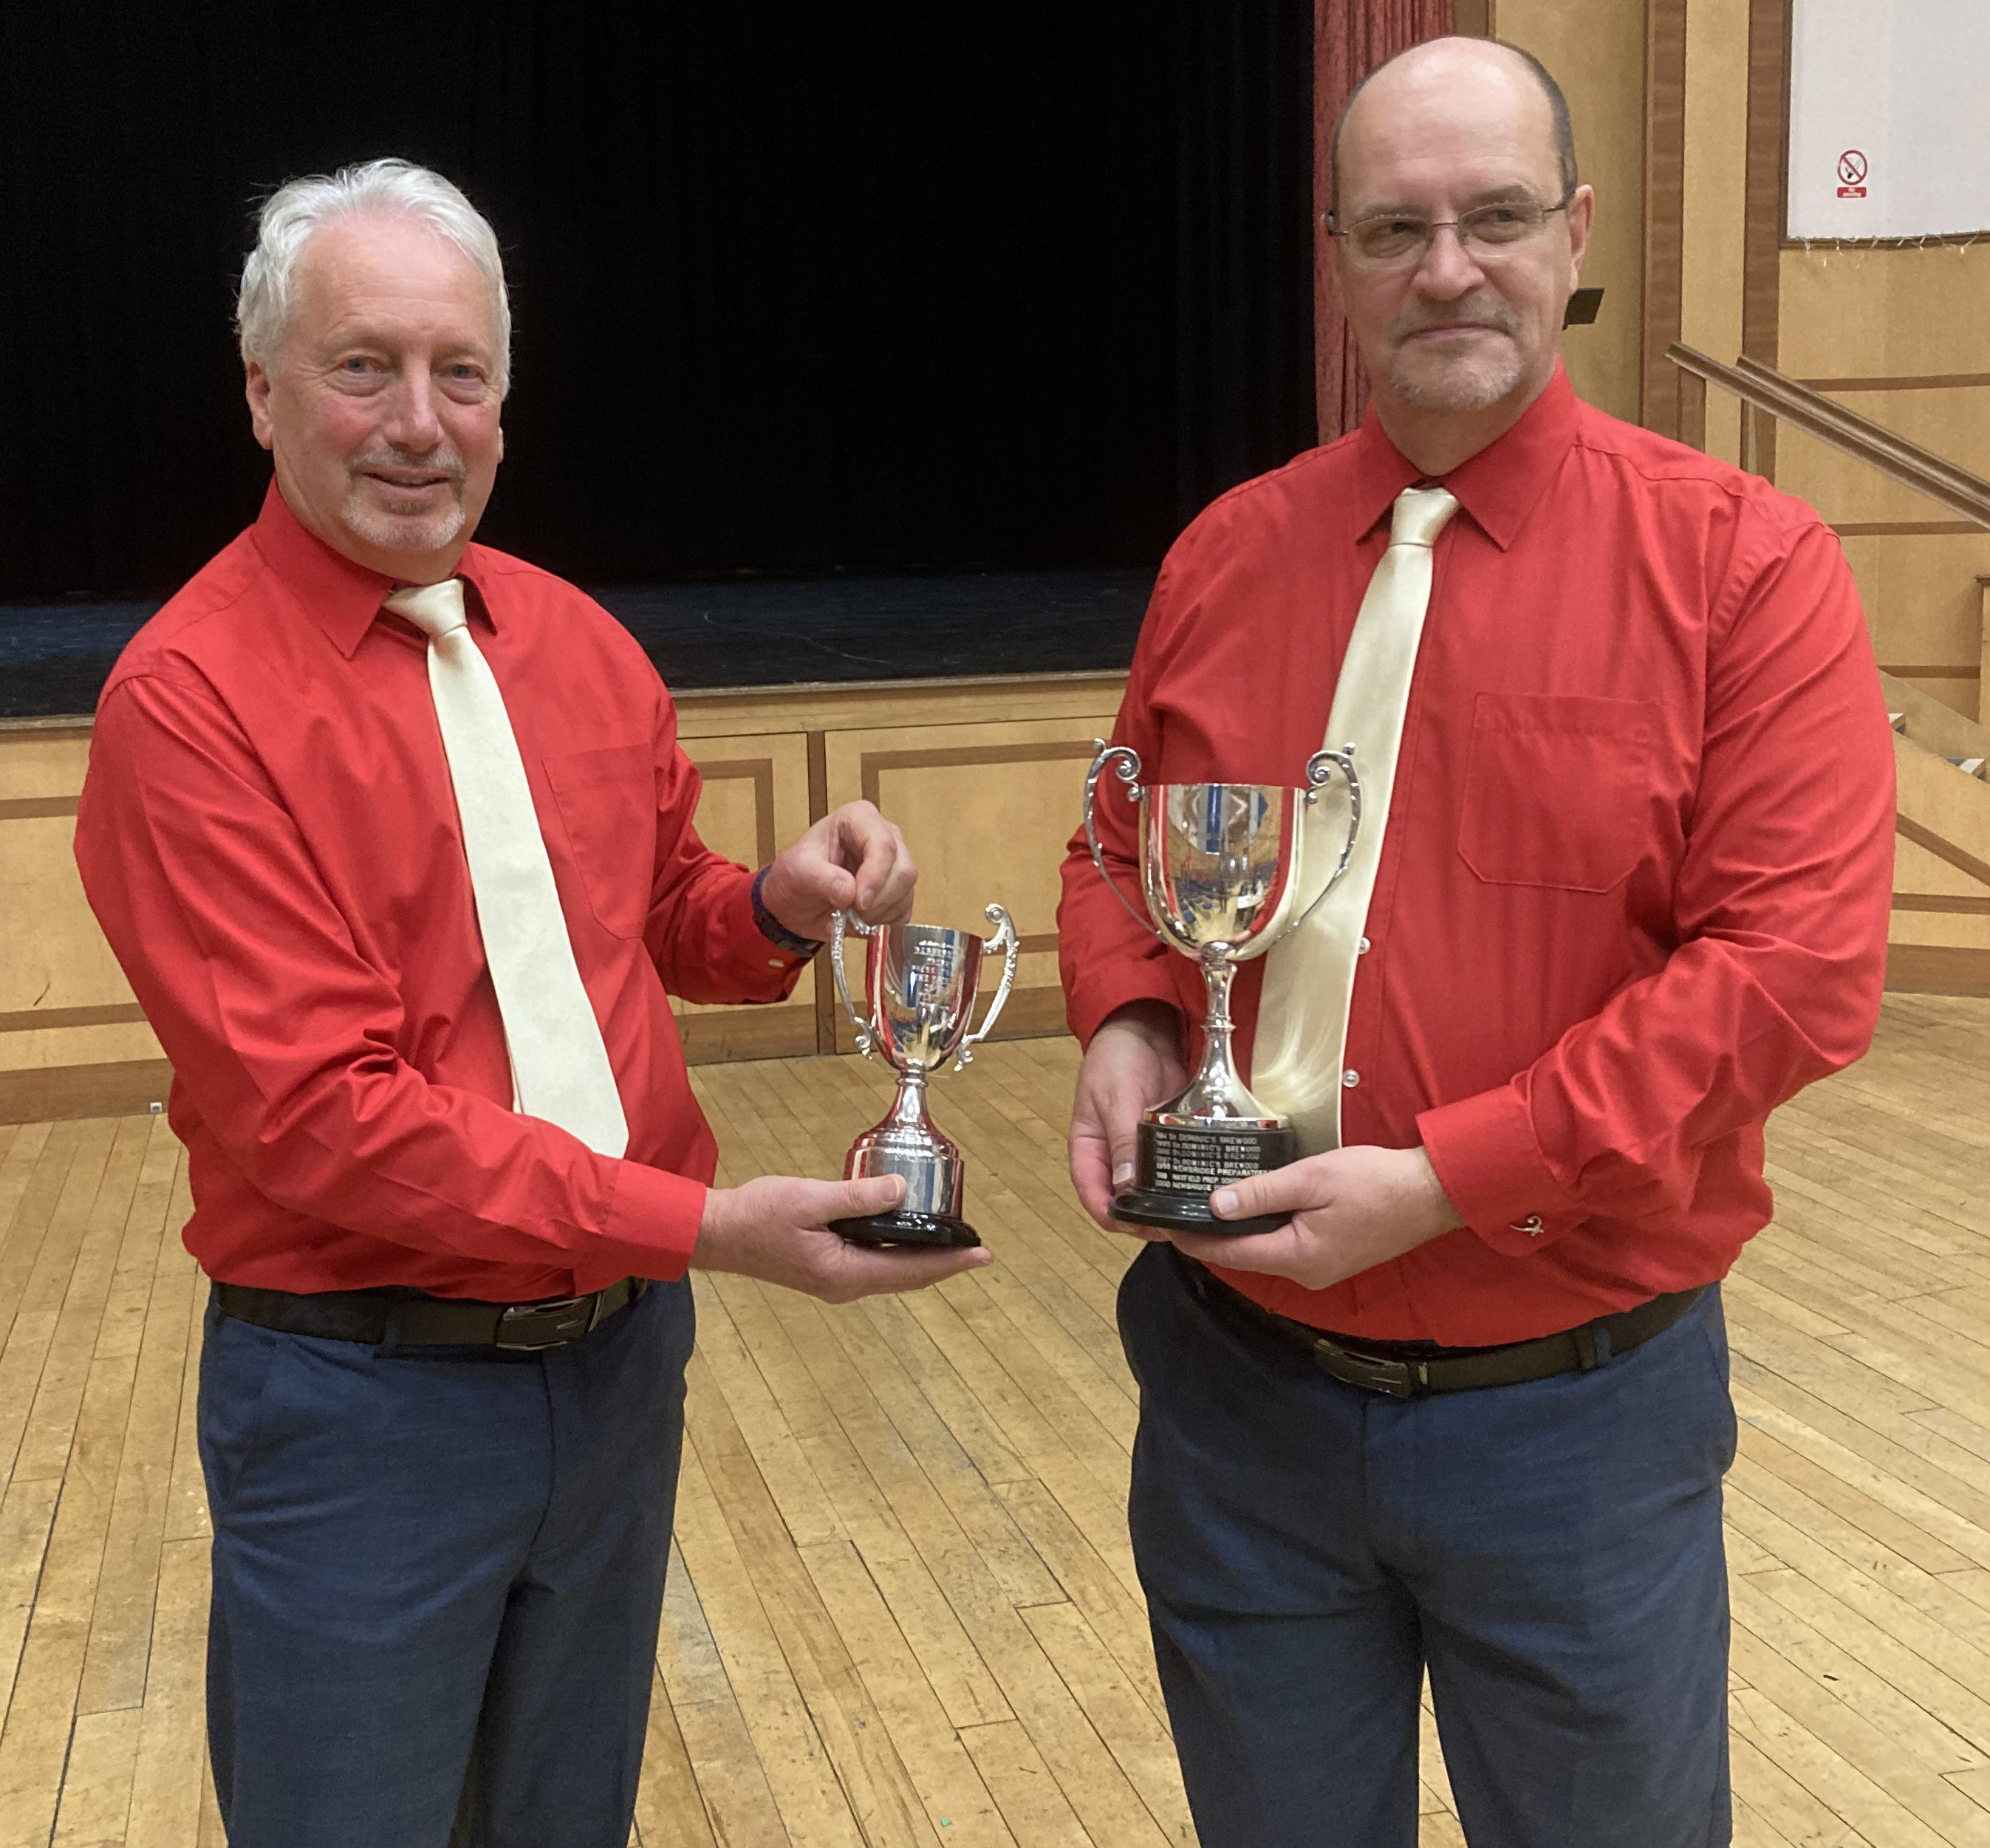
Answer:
[{"xmin": 1110, "ymin": 1120, "xmax": 1297, "ymax": 1238}]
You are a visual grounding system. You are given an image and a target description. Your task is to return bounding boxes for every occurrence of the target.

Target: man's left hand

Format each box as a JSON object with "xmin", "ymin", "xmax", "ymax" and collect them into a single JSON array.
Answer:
[
  {"xmin": 1166, "ymin": 1145, "xmax": 1461, "ymax": 1290},
  {"xmin": 759, "ymin": 801, "xmax": 917, "ymax": 942}
]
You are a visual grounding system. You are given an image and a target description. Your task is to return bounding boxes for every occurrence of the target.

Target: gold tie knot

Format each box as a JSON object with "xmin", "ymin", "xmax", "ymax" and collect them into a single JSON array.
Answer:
[
  {"xmin": 1389, "ymin": 486, "xmax": 1460, "ymax": 551},
  {"xmin": 384, "ymin": 578, "xmax": 469, "ymax": 640}
]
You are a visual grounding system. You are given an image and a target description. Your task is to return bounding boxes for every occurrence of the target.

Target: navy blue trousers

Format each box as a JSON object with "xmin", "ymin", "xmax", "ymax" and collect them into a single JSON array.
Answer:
[
  {"xmin": 1118, "ymin": 1245, "xmax": 1736, "ymax": 1848},
  {"xmin": 198, "ymin": 1277, "xmax": 694, "ymax": 1848}
]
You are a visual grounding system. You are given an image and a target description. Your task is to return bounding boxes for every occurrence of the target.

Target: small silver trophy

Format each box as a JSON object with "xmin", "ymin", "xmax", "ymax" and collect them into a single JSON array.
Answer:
[
  {"xmin": 1083, "ymin": 744, "xmax": 1361, "ymax": 1236},
  {"xmin": 827, "ymin": 906, "xmax": 1020, "ymax": 1248}
]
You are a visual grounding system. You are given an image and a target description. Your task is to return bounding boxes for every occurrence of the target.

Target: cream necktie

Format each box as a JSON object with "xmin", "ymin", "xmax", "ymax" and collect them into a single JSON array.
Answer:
[
  {"xmin": 1251, "ymin": 485, "xmax": 1459, "ymax": 1154},
  {"xmin": 386, "ymin": 580, "xmax": 629, "ymax": 1158}
]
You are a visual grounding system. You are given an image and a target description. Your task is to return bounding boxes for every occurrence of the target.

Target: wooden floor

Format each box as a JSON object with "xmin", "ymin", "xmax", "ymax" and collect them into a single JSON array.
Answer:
[{"xmin": 0, "ymin": 994, "xmax": 1986, "ymax": 1847}]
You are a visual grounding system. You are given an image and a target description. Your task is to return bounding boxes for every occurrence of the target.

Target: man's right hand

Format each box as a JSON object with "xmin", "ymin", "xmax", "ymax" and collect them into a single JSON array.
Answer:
[
  {"xmin": 1069, "ymin": 1000, "xmax": 1188, "ymax": 1233},
  {"xmin": 691, "ymin": 1173, "xmax": 991, "ymax": 1301}
]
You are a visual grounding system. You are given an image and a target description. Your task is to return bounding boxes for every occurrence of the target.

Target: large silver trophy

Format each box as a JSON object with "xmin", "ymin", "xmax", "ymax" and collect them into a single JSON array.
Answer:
[
  {"xmin": 827, "ymin": 906, "xmax": 1019, "ymax": 1248},
  {"xmin": 1083, "ymin": 744, "xmax": 1361, "ymax": 1236}
]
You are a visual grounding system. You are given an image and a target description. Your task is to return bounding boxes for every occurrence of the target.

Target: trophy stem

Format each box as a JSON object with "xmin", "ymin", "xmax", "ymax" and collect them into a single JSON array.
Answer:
[
  {"xmin": 1167, "ymin": 951, "xmax": 1278, "ymax": 1124},
  {"xmin": 886, "ymin": 1067, "xmax": 933, "ymax": 1132}
]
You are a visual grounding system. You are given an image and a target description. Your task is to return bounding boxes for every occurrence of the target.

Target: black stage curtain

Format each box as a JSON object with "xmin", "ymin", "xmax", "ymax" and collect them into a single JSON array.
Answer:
[{"xmin": 0, "ymin": 3, "xmax": 1315, "ymax": 602}]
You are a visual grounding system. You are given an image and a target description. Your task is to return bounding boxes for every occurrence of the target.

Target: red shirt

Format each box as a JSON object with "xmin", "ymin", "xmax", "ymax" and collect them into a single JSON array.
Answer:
[
  {"xmin": 75, "ymin": 485, "xmax": 809, "ymax": 1299},
  {"xmin": 1059, "ymin": 368, "xmax": 1896, "ymax": 1344}
]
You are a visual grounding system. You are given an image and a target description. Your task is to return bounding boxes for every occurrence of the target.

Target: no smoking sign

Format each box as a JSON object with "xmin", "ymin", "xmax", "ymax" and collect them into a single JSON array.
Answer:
[{"xmin": 1836, "ymin": 148, "xmax": 1868, "ymax": 199}]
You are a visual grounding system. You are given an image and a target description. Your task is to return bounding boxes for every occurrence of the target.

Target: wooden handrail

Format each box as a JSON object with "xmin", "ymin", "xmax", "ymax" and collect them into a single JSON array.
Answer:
[
  {"xmin": 1666, "ymin": 343, "xmax": 1990, "ymax": 530},
  {"xmin": 1730, "ymin": 355, "xmax": 1990, "ymax": 507}
]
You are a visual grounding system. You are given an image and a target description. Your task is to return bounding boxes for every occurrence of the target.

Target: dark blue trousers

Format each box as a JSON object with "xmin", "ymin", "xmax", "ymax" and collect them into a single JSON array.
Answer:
[
  {"xmin": 198, "ymin": 1277, "xmax": 694, "ymax": 1848},
  {"xmin": 1118, "ymin": 1245, "xmax": 1736, "ymax": 1848}
]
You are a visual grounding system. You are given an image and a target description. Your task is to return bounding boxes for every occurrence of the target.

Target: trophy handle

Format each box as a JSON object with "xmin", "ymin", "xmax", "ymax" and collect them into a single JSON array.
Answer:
[
  {"xmin": 1284, "ymin": 744, "xmax": 1364, "ymax": 934},
  {"xmin": 954, "ymin": 903, "xmax": 1020, "ymax": 1071},
  {"xmin": 1083, "ymin": 742, "xmax": 1163, "ymax": 940},
  {"xmin": 829, "ymin": 910, "xmax": 881, "ymax": 1059}
]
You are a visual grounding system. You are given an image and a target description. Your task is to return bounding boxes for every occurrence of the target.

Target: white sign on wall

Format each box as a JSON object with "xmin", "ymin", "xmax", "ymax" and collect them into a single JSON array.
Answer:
[{"xmin": 1788, "ymin": 0, "xmax": 1990, "ymax": 241}]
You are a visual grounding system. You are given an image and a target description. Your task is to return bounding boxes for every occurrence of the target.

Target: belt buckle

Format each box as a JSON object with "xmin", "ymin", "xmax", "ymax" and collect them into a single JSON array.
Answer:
[
  {"xmin": 1313, "ymin": 1338, "xmax": 1421, "ymax": 1397},
  {"xmin": 494, "ymin": 1291, "xmax": 600, "ymax": 1352}
]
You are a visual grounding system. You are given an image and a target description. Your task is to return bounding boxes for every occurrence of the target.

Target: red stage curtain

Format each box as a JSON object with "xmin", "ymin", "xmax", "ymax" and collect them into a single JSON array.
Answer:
[{"xmin": 1314, "ymin": 0, "xmax": 1454, "ymax": 439}]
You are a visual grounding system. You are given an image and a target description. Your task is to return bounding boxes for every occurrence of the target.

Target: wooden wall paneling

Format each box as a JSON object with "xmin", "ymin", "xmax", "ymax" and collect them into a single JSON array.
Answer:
[
  {"xmin": 0, "ymin": 725, "xmax": 164, "ymax": 1124},
  {"xmin": 821, "ymin": 713, "xmax": 1123, "ymax": 1053},
  {"xmin": 1678, "ymin": 0, "xmax": 1750, "ymax": 465},
  {"xmin": 1882, "ymin": 671, "xmax": 1989, "ymax": 761},
  {"xmin": 1771, "ymin": 239, "xmax": 1990, "ymax": 718},
  {"xmin": 1677, "ymin": 368, "xmax": 1707, "ymax": 452},
  {"xmin": 1833, "ymin": 532, "xmax": 1990, "ymax": 719},
  {"xmin": 0, "ymin": 725, "xmax": 92, "ymax": 799},
  {"xmin": 1895, "ymin": 818, "xmax": 1990, "ymax": 895},
  {"xmin": 671, "ymin": 673, "xmax": 1128, "ymax": 745},
  {"xmin": 1892, "ymin": 807, "xmax": 1990, "ymax": 915},
  {"xmin": 0, "ymin": 1004, "xmax": 146, "ymax": 1034},
  {"xmin": 1779, "ymin": 383, "xmax": 1990, "ymax": 481},
  {"xmin": 1641, "ymin": 0, "xmax": 1688, "ymax": 438},
  {"xmin": 0, "ymin": 797, "xmax": 79, "ymax": 821},
  {"xmin": 1802, "ymin": 372, "xmax": 1990, "ymax": 394},
  {"xmin": 1739, "ymin": 0, "xmax": 1787, "ymax": 479},
  {"xmin": 0, "ymin": 1061, "xmax": 173, "ymax": 1126},
  {"xmin": 1882, "ymin": 942, "xmax": 1990, "ymax": 996},
  {"xmin": 1493, "ymin": 0, "xmax": 1647, "ymax": 424},
  {"xmin": 0, "ymin": 677, "xmax": 1135, "ymax": 1112},
  {"xmin": 1981, "ymin": 578, "xmax": 1990, "ymax": 723},
  {"xmin": 0, "ymin": 815, "xmax": 140, "ymax": 1016},
  {"xmin": 1887, "ymin": 728, "xmax": 1990, "ymax": 986},
  {"xmin": 1892, "ymin": 893, "xmax": 1990, "ymax": 917},
  {"xmin": 672, "ymin": 731, "xmax": 818, "ymax": 1064},
  {"xmin": 1777, "ymin": 249, "xmax": 1990, "ymax": 383}
]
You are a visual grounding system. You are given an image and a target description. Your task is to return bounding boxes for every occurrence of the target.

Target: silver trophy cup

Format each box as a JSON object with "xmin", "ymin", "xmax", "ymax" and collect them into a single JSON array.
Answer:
[
  {"xmin": 827, "ymin": 905, "xmax": 1019, "ymax": 1247},
  {"xmin": 1083, "ymin": 743, "xmax": 1361, "ymax": 1236}
]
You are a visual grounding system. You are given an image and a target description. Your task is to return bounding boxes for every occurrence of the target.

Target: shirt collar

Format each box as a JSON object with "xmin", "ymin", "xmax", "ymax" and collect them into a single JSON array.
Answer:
[
  {"xmin": 1346, "ymin": 361, "xmax": 1579, "ymax": 552},
  {"xmin": 248, "ymin": 479, "xmax": 501, "ymax": 658}
]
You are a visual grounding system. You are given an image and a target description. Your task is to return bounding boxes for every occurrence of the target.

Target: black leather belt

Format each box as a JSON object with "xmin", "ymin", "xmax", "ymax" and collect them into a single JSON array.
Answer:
[
  {"xmin": 213, "ymin": 1277, "xmax": 648, "ymax": 1352},
  {"xmin": 1178, "ymin": 1252, "xmax": 1706, "ymax": 1397}
]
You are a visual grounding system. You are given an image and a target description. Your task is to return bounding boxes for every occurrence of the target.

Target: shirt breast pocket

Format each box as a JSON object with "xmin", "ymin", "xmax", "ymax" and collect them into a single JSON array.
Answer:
[
  {"xmin": 1457, "ymin": 693, "xmax": 1658, "ymax": 893},
  {"xmin": 543, "ymin": 744, "xmax": 659, "ymax": 940}
]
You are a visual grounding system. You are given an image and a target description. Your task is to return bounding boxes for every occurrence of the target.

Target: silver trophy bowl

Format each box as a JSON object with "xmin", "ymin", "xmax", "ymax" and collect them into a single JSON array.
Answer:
[
  {"xmin": 1083, "ymin": 742, "xmax": 1360, "ymax": 1234},
  {"xmin": 828, "ymin": 905, "xmax": 1019, "ymax": 1247}
]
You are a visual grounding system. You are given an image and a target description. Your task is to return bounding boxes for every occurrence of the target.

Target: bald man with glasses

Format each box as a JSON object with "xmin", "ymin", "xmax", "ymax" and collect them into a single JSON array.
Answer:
[{"xmin": 1059, "ymin": 38, "xmax": 1895, "ymax": 1848}]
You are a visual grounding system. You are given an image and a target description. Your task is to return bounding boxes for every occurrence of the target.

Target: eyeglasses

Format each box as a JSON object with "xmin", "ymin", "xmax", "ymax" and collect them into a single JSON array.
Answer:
[{"xmin": 1324, "ymin": 191, "xmax": 1576, "ymax": 272}]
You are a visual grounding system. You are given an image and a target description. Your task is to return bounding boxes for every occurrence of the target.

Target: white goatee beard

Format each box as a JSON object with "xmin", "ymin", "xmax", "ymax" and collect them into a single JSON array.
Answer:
[
  {"xmin": 343, "ymin": 491, "xmax": 467, "ymax": 555},
  {"xmin": 1389, "ymin": 349, "xmax": 1526, "ymax": 412}
]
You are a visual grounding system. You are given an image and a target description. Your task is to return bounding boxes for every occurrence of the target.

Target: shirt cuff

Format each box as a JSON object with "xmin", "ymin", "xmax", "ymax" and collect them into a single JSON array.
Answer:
[
  {"xmin": 1416, "ymin": 1084, "xmax": 1585, "ymax": 1258},
  {"xmin": 1067, "ymin": 965, "xmax": 1186, "ymax": 1049},
  {"xmin": 595, "ymin": 1157, "xmax": 710, "ymax": 1281},
  {"xmin": 750, "ymin": 864, "xmax": 826, "ymax": 958}
]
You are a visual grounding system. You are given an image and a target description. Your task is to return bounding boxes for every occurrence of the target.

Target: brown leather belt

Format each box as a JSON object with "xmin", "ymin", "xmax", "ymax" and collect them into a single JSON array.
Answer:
[
  {"xmin": 1180, "ymin": 1253, "xmax": 1706, "ymax": 1397},
  {"xmin": 213, "ymin": 1277, "xmax": 648, "ymax": 1352}
]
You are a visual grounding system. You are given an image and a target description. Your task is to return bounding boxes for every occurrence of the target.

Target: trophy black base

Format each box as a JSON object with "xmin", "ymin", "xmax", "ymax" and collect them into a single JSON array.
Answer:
[
  {"xmin": 1110, "ymin": 1118, "xmax": 1296, "ymax": 1239},
  {"xmin": 830, "ymin": 1210, "xmax": 983, "ymax": 1250}
]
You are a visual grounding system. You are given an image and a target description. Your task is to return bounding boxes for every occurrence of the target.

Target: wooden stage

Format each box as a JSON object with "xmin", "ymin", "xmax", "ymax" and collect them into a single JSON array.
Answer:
[{"xmin": 0, "ymin": 996, "xmax": 1986, "ymax": 1847}]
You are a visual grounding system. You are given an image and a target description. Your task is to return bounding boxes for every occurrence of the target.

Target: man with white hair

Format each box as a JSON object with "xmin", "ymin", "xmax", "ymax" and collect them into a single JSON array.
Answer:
[
  {"xmin": 1060, "ymin": 38, "xmax": 1895, "ymax": 1847},
  {"xmin": 75, "ymin": 159, "xmax": 984, "ymax": 1847}
]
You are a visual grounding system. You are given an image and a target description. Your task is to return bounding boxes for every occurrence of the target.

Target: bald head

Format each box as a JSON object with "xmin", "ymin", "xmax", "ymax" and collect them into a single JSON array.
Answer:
[
  {"xmin": 1321, "ymin": 33, "xmax": 1593, "ymax": 473},
  {"xmin": 1330, "ymin": 38, "xmax": 1576, "ymax": 221}
]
